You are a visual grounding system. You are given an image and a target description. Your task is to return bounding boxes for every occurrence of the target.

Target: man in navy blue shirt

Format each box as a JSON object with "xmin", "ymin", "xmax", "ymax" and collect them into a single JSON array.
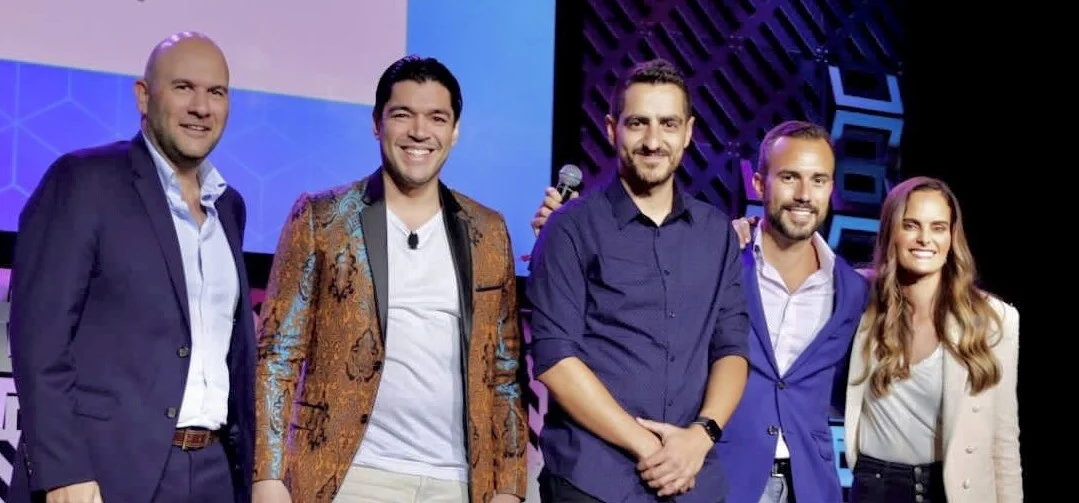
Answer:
[{"xmin": 526, "ymin": 59, "xmax": 750, "ymax": 503}]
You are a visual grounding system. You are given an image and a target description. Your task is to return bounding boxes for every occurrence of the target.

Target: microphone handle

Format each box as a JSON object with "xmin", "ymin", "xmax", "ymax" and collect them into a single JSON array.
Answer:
[{"xmin": 555, "ymin": 184, "xmax": 576, "ymax": 203}]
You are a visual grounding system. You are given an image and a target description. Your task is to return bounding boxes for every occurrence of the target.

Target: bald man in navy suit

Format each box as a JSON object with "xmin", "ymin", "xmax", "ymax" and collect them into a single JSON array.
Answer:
[{"xmin": 8, "ymin": 32, "xmax": 255, "ymax": 503}]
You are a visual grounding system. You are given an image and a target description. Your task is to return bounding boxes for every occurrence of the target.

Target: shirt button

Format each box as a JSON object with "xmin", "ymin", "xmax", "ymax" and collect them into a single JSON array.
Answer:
[
  {"xmin": 667, "ymin": 400, "xmax": 674, "ymax": 406},
  {"xmin": 177, "ymin": 346, "xmax": 190, "ymax": 358},
  {"xmin": 664, "ymin": 269, "xmax": 671, "ymax": 276},
  {"xmin": 667, "ymin": 311, "xmax": 675, "ymax": 318},
  {"xmin": 165, "ymin": 407, "xmax": 178, "ymax": 419},
  {"xmin": 669, "ymin": 355, "xmax": 675, "ymax": 362}
]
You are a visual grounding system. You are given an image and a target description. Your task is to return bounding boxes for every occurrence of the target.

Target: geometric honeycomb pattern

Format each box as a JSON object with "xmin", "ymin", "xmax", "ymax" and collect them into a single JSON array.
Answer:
[
  {"xmin": 0, "ymin": 58, "xmax": 381, "ymax": 254},
  {"xmin": 576, "ymin": 0, "xmax": 906, "ymax": 225}
]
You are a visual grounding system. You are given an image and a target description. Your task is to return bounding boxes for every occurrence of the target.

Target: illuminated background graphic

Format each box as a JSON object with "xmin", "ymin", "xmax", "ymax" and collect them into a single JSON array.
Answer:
[
  {"xmin": 0, "ymin": 1, "xmax": 555, "ymax": 272},
  {"xmin": 0, "ymin": 1, "xmax": 912, "ymax": 501}
]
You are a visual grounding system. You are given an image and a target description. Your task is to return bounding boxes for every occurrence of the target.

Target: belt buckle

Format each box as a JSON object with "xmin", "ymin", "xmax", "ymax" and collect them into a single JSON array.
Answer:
[{"xmin": 179, "ymin": 429, "xmax": 197, "ymax": 451}]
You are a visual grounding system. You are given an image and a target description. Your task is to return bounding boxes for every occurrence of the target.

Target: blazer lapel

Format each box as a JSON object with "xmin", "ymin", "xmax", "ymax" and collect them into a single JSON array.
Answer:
[
  {"xmin": 742, "ymin": 248, "xmax": 780, "ymax": 377},
  {"xmin": 940, "ymin": 316, "xmax": 967, "ymax": 456},
  {"xmin": 359, "ymin": 175, "xmax": 390, "ymax": 340},
  {"xmin": 441, "ymin": 184, "xmax": 473, "ymax": 345},
  {"xmin": 213, "ymin": 191, "xmax": 249, "ymax": 317},
  {"xmin": 129, "ymin": 134, "xmax": 190, "ymax": 331},
  {"xmin": 844, "ymin": 326, "xmax": 871, "ymax": 467}
]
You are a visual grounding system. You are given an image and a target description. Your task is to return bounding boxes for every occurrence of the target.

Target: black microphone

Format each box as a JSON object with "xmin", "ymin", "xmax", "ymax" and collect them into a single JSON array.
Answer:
[
  {"xmin": 407, "ymin": 232, "xmax": 419, "ymax": 250},
  {"xmin": 555, "ymin": 164, "xmax": 583, "ymax": 203}
]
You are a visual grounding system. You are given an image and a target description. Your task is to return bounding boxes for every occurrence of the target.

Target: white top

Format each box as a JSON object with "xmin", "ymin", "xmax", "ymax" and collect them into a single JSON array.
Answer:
[
  {"xmin": 145, "ymin": 134, "xmax": 238, "ymax": 431},
  {"xmin": 352, "ymin": 209, "xmax": 469, "ymax": 482},
  {"xmin": 858, "ymin": 344, "xmax": 945, "ymax": 465},
  {"xmin": 752, "ymin": 224, "xmax": 835, "ymax": 459}
]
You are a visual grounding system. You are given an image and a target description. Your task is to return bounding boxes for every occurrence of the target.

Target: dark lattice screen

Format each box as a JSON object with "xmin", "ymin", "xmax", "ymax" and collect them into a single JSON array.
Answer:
[
  {"xmin": 530, "ymin": 3, "xmax": 909, "ymax": 498},
  {"xmin": 576, "ymin": 0, "xmax": 906, "ymax": 226}
]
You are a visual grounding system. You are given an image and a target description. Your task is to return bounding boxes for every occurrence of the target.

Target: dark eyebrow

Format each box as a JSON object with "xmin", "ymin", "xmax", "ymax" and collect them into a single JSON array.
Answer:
[
  {"xmin": 171, "ymin": 79, "xmax": 228, "ymax": 94},
  {"xmin": 386, "ymin": 105, "xmax": 452, "ymax": 117},
  {"xmin": 623, "ymin": 114, "xmax": 686, "ymax": 124}
]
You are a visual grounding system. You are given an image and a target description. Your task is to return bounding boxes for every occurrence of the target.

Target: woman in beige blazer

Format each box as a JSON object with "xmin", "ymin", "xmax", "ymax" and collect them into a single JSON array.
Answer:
[{"xmin": 844, "ymin": 177, "xmax": 1022, "ymax": 503}]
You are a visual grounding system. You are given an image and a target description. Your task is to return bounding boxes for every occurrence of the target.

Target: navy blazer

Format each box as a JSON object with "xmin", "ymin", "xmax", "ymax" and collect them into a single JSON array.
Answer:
[
  {"xmin": 7, "ymin": 134, "xmax": 256, "ymax": 503},
  {"xmin": 717, "ymin": 242, "xmax": 869, "ymax": 503}
]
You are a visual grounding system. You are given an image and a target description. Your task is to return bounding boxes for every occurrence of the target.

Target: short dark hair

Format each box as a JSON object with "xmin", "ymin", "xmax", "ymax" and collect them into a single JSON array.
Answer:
[
  {"xmin": 756, "ymin": 120, "xmax": 833, "ymax": 175},
  {"xmin": 373, "ymin": 55, "xmax": 463, "ymax": 122},
  {"xmin": 609, "ymin": 59, "xmax": 691, "ymax": 119}
]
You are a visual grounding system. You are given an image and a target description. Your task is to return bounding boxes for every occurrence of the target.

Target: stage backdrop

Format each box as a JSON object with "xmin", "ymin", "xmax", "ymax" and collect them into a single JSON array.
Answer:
[
  {"xmin": 0, "ymin": 0, "xmax": 555, "ymax": 277},
  {"xmin": 0, "ymin": 0, "xmax": 554, "ymax": 499}
]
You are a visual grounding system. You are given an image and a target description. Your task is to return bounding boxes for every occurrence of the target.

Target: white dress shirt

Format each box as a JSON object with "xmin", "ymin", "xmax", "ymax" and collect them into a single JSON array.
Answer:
[{"xmin": 145, "ymin": 134, "xmax": 238, "ymax": 430}]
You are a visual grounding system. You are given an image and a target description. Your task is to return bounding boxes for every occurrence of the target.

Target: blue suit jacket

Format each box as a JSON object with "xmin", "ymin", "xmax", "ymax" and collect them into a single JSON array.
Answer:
[
  {"xmin": 717, "ymin": 245, "xmax": 868, "ymax": 503},
  {"xmin": 7, "ymin": 135, "xmax": 256, "ymax": 503}
]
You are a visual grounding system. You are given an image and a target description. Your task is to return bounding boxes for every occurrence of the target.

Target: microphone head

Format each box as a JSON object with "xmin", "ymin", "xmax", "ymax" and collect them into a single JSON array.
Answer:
[{"xmin": 557, "ymin": 164, "xmax": 583, "ymax": 189}]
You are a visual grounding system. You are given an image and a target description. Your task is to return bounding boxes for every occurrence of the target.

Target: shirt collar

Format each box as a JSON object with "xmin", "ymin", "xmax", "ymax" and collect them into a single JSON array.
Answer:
[
  {"xmin": 141, "ymin": 131, "xmax": 228, "ymax": 204},
  {"xmin": 752, "ymin": 220, "xmax": 836, "ymax": 275},
  {"xmin": 603, "ymin": 176, "xmax": 693, "ymax": 229}
]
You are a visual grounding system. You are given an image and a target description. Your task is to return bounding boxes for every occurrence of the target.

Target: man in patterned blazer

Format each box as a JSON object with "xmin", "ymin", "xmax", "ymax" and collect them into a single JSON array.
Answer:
[{"xmin": 250, "ymin": 56, "xmax": 527, "ymax": 503}]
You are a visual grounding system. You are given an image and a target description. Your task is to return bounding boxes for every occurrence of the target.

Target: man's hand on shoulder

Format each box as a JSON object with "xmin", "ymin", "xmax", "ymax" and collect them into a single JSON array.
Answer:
[
  {"xmin": 531, "ymin": 187, "xmax": 578, "ymax": 237},
  {"xmin": 252, "ymin": 479, "xmax": 293, "ymax": 503},
  {"xmin": 45, "ymin": 481, "xmax": 102, "ymax": 503},
  {"xmin": 731, "ymin": 215, "xmax": 760, "ymax": 249}
]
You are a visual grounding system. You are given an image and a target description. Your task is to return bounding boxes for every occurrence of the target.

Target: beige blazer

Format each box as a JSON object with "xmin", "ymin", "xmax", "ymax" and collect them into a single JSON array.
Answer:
[{"xmin": 844, "ymin": 296, "xmax": 1022, "ymax": 503}]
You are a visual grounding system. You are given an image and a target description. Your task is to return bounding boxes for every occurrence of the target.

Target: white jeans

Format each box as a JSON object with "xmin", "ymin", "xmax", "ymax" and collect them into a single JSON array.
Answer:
[{"xmin": 333, "ymin": 465, "xmax": 469, "ymax": 503}]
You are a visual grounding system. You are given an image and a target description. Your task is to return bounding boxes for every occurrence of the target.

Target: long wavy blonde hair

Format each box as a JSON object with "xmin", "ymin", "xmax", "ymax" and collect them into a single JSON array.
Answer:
[{"xmin": 856, "ymin": 176, "xmax": 1002, "ymax": 397}]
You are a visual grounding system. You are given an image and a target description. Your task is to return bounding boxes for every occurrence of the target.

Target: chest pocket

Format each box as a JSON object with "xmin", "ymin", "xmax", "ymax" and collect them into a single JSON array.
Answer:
[{"xmin": 593, "ymin": 251, "xmax": 660, "ymax": 290}]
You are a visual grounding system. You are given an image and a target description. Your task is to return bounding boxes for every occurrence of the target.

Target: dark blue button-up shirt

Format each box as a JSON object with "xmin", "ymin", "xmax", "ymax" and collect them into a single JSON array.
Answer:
[{"xmin": 527, "ymin": 178, "xmax": 750, "ymax": 503}]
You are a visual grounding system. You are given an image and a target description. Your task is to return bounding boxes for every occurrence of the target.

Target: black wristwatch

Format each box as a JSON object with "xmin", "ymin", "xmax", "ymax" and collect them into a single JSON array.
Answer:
[{"xmin": 692, "ymin": 416, "xmax": 723, "ymax": 444}]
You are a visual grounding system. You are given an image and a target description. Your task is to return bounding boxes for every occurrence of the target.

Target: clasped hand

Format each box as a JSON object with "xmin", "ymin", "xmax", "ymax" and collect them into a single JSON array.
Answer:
[{"xmin": 635, "ymin": 418, "xmax": 713, "ymax": 497}]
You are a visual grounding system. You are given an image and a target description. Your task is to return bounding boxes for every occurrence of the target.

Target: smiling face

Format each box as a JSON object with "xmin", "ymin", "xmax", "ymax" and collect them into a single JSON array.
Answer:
[
  {"xmin": 606, "ymin": 82, "xmax": 694, "ymax": 190},
  {"xmin": 375, "ymin": 79, "xmax": 459, "ymax": 191},
  {"xmin": 753, "ymin": 136, "xmax": 835, "ymax": 242},
  {"xmin": 135, "ymin": 35, "xmax": 230, "ymax": 170},
  {"xmin": 894, "ymin": 189, "xmax": 953, "ymax": 279}
]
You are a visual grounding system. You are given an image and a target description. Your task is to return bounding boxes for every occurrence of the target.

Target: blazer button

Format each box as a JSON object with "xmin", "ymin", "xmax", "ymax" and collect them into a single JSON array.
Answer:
[
  {"xmin": 972, "ymin": 405, "xmax": 981, "ymax": 413},
  {"xmin": 777, "ymin": 380, "xmax": 787, "ymax": 389},
  {"xmin": 360, "ymin": 414, "xmax": 369, "ymax": 424},
  {"xmin": 767, "ymin": 425, "xmax": 779, "ymax": 436},
  {"xmin": 962, "ymin": 479, "xmax": 971, "ymax": 489},
  {"xmin": 177, "ymin": 346, "xmax": 190, "ymax": 358},
  {"xmin": 166, "ymin": 407, "xmax": 178, "ymax": 419},
  {"xmin": 372, "ymin": 360, "xmax": 383, "ymax": 371},
  {"xmin": 965, "ymin": 446, "xmax": 976, "ymax": 454}
]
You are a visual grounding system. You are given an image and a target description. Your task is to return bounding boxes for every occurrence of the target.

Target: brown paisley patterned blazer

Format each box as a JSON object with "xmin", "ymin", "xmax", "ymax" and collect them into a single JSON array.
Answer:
[{"xmin": 253, "ymin": 170, "xmax": 527, "ymax": 502}]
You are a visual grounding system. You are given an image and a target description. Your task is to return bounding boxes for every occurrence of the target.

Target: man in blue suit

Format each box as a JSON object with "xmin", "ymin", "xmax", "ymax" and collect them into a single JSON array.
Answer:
[
  {"xmin": 720, "ymin": 120, "xmax": 868, "ymax": 503},
  {"xmin": 8, "ymin": 32, "xmax": 255, "ymax": 503}
]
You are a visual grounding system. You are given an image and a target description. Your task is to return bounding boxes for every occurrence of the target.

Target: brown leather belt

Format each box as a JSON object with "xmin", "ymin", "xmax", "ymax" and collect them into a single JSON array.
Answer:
[{"xmin": 172, "ymin": 428, "xmax": 219, "ymax": 451}]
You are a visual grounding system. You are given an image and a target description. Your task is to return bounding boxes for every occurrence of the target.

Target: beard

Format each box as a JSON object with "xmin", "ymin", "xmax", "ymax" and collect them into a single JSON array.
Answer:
[
  {"xmin": 618, "ymin": 148, "xmax": 680, "ymax": 191},
  {"xmin": 766, "ymin": 203, "xmax": 823, "ymax": 242}
]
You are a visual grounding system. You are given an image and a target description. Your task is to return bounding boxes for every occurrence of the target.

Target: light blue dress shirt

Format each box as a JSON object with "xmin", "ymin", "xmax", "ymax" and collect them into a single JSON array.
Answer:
[{"xmin": 144, "ymin": 132, "xmax": 239, "ymax": 430}]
